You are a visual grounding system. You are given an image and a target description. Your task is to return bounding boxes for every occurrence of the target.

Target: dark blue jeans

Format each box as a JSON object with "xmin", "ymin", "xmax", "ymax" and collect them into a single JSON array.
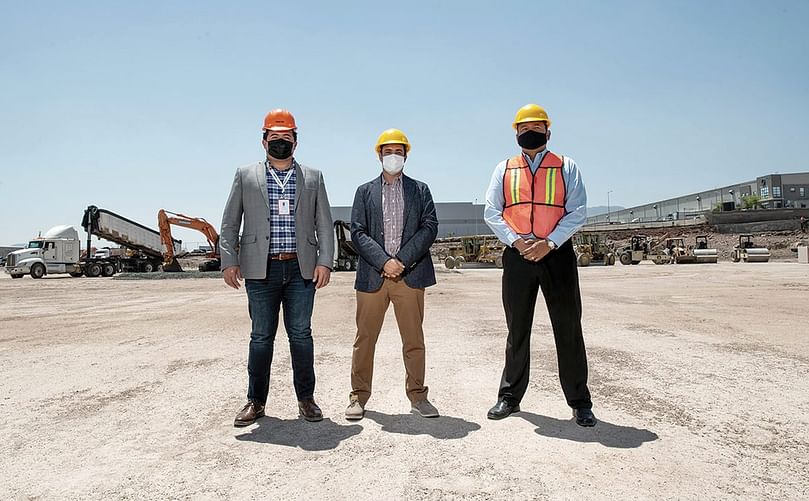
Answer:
[{"xmin": 245, "ymin": 258, "xmax": 316, "ymax": 403}]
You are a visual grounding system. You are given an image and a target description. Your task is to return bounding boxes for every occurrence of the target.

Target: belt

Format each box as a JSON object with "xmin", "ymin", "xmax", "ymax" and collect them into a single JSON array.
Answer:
[{"xmin": 269, "ymin": 252, "xmax": 297, "ymax": 261}]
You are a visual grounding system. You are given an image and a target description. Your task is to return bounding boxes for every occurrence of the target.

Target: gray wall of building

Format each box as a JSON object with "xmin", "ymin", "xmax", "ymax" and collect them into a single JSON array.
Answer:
[{"xmin": 330, "ymin": 202, "xmax": 491, "ymax": 239}]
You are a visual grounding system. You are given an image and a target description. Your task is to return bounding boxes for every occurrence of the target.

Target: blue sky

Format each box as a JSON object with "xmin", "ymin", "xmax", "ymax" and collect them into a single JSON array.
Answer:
[{"xmin": 1, "ymin": 1, "xmax": 807, "ymax": 246}]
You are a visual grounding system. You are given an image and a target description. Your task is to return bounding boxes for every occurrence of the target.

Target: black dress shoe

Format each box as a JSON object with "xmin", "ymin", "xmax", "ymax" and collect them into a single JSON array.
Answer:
[
  {"xmin": 573, "ymin": 408, "xmax": 597, "ymax": 427},
  {"xmin": 487, "ymin": 399, "xmax": 521, "ymax": 420},
  {"xmin": 298, "ymin": 398, "xmax": 324, "ymax": 422}
]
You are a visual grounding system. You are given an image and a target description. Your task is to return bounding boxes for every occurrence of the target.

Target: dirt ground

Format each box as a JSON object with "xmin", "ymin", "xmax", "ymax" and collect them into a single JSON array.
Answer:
[
  {"xmin": 1, "ymin": 262, "xmax": 808, "ymax": 500},
  {"xmin": 603, "ymin": 227, "xmax": 808, "ymax": 262}
]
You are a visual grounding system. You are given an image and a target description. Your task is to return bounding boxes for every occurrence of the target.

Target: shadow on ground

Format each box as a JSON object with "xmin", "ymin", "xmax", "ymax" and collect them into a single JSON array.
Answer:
[
  {"xmin": 364, "ymin": 410, "xmax": 481, "ymax": 439},
  {"xmin": 518, "ymin": 411, "xmax": 658, "ymax": 448},
  {"xmin": 234, "ymin": 417, "xmax": 362, "ymax": 451}
]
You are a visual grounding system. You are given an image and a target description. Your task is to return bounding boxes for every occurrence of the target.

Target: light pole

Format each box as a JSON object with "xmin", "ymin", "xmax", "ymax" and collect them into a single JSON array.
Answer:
[
  {"xmin": 653, "ymin": 204, "xmax": 658, "ymax": 221},
  {"xmin": 474, "ymin": 198, "xmax": 479, "ymax": 236},
  {"xmin": 629, "ymin": 210, "xmax": 634, "ymax": 229},
  {"xmin": 696, "ymin": 195, "xmax": 702, "ymax": 212},
  {"xmin": 728, "ymin": 189, "xmax": 734, "ymax": 209},
  {"xmin": 607, "ymin": 190, "xmax": 613, "ymax": 225}
]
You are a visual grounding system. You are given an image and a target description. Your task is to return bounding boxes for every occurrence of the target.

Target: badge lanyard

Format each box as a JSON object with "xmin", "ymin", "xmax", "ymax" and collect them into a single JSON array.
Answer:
[{"xmin": 269, "ymin": 166, "xmax": 294, "ymax": 216}]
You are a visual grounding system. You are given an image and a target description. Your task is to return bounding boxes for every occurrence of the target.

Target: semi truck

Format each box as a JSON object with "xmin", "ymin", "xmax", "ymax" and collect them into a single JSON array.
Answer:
[{"xmin": 4, "ymin": 205, "xmax": 182, "ymax": 279}]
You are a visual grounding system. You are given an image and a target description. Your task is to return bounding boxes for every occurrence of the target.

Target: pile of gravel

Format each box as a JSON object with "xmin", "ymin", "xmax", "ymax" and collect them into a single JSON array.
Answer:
[{"xmin": 113, "ymin": 271, "xmax": 223, "ymax": 280}]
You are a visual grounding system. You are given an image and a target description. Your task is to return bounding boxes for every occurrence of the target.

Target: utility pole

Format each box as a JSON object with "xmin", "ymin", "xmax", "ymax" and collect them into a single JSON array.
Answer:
[{"xmin": 607, "ymin": 190, "xmax": 613, "ymax": 225}]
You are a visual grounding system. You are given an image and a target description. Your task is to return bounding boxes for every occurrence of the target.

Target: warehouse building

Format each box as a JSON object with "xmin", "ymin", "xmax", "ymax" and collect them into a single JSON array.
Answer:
[{"xmin": 587, "ymin": 172, "xmax": 809, "ymax": 225}]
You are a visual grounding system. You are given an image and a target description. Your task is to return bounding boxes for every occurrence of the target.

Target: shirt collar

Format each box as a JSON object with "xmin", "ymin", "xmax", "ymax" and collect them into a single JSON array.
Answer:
[
  {"xmin": 265, "ymin": 159, "xmax": 297, "ymax": 174},
  {"xmin": 522, "ymin": 149, "xmax": 548, "ymax": 172},
  {"xmin": 381, "ymin": 173, "xmax": 403, "ymax": 186}
]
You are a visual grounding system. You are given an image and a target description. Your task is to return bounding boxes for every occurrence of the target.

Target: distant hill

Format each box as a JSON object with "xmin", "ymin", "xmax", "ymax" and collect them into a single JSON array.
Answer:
[{"xmin": 587, "ymin": 205, "xmax": 624, "ymax": 217}]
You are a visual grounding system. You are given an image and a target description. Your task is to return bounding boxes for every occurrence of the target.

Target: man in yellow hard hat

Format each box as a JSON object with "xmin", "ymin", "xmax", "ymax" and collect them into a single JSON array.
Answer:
[
  {"xmin": 483, "ymin": 104, "xmax": 595, "ymax": 426},
  {"xmin": 345, "ymin": 129, "xmax": 439, "ymax": 420}
]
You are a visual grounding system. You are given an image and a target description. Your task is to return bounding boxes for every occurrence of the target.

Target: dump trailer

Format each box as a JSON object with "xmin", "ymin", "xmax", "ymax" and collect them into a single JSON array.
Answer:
[
  {"xmin": 333, "ymin": 220, "xmax": 359, "ymax": 271},
  {"xmin": 731, "ymin": 234, "xmax": 770, "ymax": 263},
  {"xmin": 81, "ymin": 205, "xmax": 182, "ymax": 273},
  {"xmin": 4, "ymin": 206, "xmax": 183, "ymax": 279}
]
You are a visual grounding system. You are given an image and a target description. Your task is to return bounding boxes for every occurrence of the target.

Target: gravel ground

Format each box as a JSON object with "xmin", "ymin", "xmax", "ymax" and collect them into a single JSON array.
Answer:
[{"xmin": 1, "ymin": 262, "xmax": 808, "ymax": 500}]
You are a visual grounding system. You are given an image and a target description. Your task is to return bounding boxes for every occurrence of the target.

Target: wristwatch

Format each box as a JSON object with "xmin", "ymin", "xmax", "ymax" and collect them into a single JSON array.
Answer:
[{"xmin": 547, "ymin": 240, "xmax": 557, "ymax": 251}]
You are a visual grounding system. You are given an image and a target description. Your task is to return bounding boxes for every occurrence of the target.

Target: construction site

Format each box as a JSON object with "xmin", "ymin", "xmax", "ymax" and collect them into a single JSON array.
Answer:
[
  {"xmin": 4, "ymin": 2, "xmax": 809, "ymax": 499},
  {"xmin": 1, "ymin": 203, "xmax": 809, "ymax": 500},
  {"xmin": 2, "ymin": 253, "xmax": 808, "ymax": 499}
]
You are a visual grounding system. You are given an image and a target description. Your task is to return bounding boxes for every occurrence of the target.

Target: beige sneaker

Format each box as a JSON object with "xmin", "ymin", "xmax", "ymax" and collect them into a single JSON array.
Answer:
[
  {"xmin": 345, "ymin": 399, "xmax": 365, "ymax": 421},
  {"xmin": 411, "ymin": 399, "xmax": 439, "ymax": 418}
]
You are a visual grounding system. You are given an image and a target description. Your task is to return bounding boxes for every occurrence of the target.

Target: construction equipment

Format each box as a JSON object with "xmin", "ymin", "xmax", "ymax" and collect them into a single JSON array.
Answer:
[
  {"xmin": 158, "ymin": 209, "xmax": 220, "ymax": 272},
  {"xmin": 573, "ymin": 232, "xmax": 616, "ymax": 266},
  {"xmin": 691, "ymin": 235, "xmax": 718, "ymax": 263},
  {"xmin": 375, "ymin": 128, "xmax": 411, "ymax": 153},
  {"xmin": 333, "ymin": 220, "xmax": 359, "ymax": 271},
  {"xmin": 731, "ymin": 234, "xmax": 770, "ymax": 263},
  {"xmin": 513, "ymin": 104, "xmax": 552, "ymax": 128},
  {"xmin": 5, "ymin": 206, "xmax": 181, "ymax": 279},
  {"xmin": 439, "ymin": 236, "xmax": 505, "ymax": 269},
  {"xmin": 619, "ymin": 235, "xmax": 651, "ymax": 265}
]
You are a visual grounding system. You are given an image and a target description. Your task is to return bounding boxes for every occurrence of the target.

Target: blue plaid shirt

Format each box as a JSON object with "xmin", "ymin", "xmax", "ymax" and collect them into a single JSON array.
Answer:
[{"xmin": 266, "ymin": 161, "xmax": 297, "ymax": 254}]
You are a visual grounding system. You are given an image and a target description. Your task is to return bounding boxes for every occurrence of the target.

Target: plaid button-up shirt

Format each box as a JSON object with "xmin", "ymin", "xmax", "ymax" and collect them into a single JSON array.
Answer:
[
  {"xmin": 382, "ymin": 175, "xmax": 404, "ymax": 255},
  {"xmin": 266, "ymin": 161, "xmax": 297, "ymax": 254}
]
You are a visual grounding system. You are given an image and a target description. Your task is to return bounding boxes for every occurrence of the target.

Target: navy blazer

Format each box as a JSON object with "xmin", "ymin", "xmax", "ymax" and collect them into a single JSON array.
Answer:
[{"xmin": 350, "ymin": 174, "xmax": 438, "ymax": 292}]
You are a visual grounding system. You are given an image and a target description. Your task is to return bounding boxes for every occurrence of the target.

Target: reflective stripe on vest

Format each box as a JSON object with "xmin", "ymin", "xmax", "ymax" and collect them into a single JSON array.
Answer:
[{"xmin": 502, "ymin": 151, "xmax": 566, "ymax": 238}]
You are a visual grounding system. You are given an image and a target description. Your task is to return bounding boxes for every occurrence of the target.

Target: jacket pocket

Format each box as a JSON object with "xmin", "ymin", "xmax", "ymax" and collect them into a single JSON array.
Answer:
[{"xmin": 240, "ymin": 233, "xmax": 257, "ymax": 245}]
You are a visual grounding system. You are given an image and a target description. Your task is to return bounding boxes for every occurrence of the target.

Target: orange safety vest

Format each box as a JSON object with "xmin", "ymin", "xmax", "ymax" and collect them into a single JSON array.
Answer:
[{"xmin": 502, "ymin": 151, "xmax": 566, "ymax": 238}]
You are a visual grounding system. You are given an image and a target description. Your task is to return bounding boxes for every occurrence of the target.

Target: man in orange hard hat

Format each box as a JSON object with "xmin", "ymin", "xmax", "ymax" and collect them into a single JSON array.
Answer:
[
  {"xmin": 220, "ymin": 109, "xmax": 335, "ymax": 426},
  {"xmin": 345, "ymin": 129, "xmax": 439, "ymax": 421},
  {"xmin": 484, "ymin": 104, "xmax": 595, "ymax": 426}
]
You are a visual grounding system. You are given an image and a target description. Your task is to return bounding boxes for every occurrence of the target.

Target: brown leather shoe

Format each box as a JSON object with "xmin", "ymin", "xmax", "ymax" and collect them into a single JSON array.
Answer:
[
  {"xmin": 234, "ymin": 400, "xmax": 265, "ymax": 427},
  {"xmin": 298, "ymin": 398, "xmax": 323, "ymax": 422}
]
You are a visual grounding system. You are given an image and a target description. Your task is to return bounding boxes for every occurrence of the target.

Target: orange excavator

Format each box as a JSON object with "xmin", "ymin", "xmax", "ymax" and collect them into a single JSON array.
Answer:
[{"xmin": 158, "ymin": 209, "xmax": 221, "ymax": 272}]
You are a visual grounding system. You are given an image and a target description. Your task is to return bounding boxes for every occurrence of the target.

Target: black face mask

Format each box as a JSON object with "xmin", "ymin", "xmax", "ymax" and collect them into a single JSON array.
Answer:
[
  {"xmin": 266, "ymin": 139, "xmax": 294, "ymax": 159},
  {"xmin": 517, "ymin": 130, "xmax": 548, "ymax": 150}
]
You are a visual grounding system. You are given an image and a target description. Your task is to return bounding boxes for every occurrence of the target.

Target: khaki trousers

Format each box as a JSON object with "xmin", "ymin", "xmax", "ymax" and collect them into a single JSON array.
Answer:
[{"xmin": 350, "ymin": 278, "xmax": 428, "ymax": 405}]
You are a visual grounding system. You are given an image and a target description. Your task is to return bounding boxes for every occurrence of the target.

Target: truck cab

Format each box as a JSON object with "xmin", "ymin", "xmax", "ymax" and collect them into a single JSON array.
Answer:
[{"xmin": 4, "ymin": 226, "xmax": 82, "ymax": 279}]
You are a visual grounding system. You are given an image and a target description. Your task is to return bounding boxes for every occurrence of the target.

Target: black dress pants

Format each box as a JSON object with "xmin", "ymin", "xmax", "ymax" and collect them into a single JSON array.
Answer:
[{"xmin": 498, "ymin": 241, "xmax": 592, "ymax": 409}]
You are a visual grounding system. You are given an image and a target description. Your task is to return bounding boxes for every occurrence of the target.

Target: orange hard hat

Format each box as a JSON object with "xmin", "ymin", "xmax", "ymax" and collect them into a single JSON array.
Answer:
[{"xmin": 262, "ymin": 109, "xmax": 297, "ymax": 131}]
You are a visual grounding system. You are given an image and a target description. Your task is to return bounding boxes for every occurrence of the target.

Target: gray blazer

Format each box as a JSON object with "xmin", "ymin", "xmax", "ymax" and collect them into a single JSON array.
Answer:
[
  {"xmin": 351, "ymin": 174, "xmax": 438, "ymax": 292},
  {"xmin": 219, "ymin": 161, "xmax": 334, "ymax": 280}
]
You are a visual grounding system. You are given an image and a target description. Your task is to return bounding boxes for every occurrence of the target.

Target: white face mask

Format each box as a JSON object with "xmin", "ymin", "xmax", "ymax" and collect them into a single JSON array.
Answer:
[{"xmin": 382, "ymin": 154, "xmax": 405, "ymax": 175}]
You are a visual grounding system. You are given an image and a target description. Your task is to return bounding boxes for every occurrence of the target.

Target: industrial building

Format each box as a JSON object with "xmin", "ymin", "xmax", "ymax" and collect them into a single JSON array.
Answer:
[
  {"xmin": 331, "ymin": 202, "xmax": 491, "ymax": 239},
  {"xmin": 586, "ymin": 172, "xmax": 809, "ymax": 225},
  {"xmin": 328, "ymin": 171, "xmax": 809, "ymax": 238}
]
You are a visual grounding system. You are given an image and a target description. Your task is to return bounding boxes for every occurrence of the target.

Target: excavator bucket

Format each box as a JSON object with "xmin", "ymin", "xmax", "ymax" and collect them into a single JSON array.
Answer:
[{"xmin": 163, "ymin": 258, "xmax": 184, "ymax": 272}]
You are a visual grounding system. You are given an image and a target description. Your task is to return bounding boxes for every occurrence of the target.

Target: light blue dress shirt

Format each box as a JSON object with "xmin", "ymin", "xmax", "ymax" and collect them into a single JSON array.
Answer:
[{"xmin": 484, "ymin": 149, "xmax": 587, "ymax": 248}]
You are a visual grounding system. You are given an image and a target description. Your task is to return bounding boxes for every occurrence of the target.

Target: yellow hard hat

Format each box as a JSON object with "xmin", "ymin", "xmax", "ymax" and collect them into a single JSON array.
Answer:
[
  {"xmin": 375, "ymin": 128, "xmax": 411, "ymax": 153},
  {"xmin": 512, "ymin": 104, "xmax": 552, "ymax": 129}
]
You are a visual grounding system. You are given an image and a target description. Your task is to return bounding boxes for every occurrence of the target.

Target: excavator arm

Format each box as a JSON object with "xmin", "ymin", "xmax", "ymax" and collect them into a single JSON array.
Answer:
[{"xmin": 157, "ymin": 209, "xmax": 220, "ymax": 272}]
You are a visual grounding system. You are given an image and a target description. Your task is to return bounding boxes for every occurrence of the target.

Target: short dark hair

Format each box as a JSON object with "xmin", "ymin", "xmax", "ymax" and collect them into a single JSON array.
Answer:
[{"xmin": 263, "ymin": 130, "xmax": 297, "ymax": 141}]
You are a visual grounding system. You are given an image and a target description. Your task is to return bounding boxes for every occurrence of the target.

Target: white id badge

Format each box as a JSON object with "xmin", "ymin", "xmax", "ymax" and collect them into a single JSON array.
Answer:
[{"xmin": 278, "ymin": 199, "xmax": 291, "ymax": 215}]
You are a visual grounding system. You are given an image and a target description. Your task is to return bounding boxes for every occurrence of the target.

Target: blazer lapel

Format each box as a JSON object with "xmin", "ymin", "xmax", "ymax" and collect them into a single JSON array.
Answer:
[
  {"xmin": 256, "ymin": 162, "xmax": 269, "ymax": 209},
  {"xmin": 402, "ymin": 175, "xmax": 416, "ymax": 225},
  {"xmin": 370, "ymin": 175, "xmax": 383, "ymax": 240}
]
